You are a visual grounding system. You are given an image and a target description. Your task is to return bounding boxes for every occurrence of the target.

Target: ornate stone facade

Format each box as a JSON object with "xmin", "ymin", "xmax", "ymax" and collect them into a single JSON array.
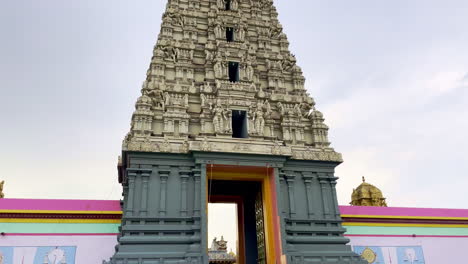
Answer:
[
  {"xmin": 106, "ymin": 1, "xmax": 365, "ymax": 263},
  {"xmin": 208, "ymin": 237, "xmax": 236, "ymax": 264},
  {"xmin": 123, "ymin": 0, "xmax": 341, "ymax": 162}
]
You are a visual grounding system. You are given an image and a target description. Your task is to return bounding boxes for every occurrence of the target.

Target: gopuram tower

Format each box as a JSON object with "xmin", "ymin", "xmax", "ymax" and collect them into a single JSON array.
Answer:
[{"xmin": 106, "ymin": 0, "xmax": 365, "ymax": 263}]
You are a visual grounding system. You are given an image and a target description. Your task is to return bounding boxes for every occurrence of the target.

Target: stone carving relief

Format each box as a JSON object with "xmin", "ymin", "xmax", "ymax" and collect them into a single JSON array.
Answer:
[
  {"xmin": 211, "ymin": 99, "xmax": 232, "ymax": 134},
  {"xmin": 124, "ymin": 0, "xmax": 341, "ymax": 162},
  {"xmin": 249, "ymin": 101, "xmax": 266, "ymax": 136},
  {"xmin": 235, "ymin": 25, "xmax": 245, "ymax": 41}
]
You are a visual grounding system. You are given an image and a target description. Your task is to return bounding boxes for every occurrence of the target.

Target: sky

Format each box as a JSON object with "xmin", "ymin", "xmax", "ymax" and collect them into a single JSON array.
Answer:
[{"xmin": 1, "ymin": 0, "xmax": 468, "ymax": 244}]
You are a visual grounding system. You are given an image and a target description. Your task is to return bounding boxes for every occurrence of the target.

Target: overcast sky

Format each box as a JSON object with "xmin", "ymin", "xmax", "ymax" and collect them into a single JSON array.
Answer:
[{"xmin": 1, "ymin": 0, "xmax": 468, "ymax": 221}]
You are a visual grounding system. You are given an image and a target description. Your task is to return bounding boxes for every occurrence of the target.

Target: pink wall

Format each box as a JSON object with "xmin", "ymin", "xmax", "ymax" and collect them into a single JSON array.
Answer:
[
  {"xmin": 340, "ymin": 205, "xmax": 468, "ymax": 218},
  {"xmin": 0, "ymin": 198, "xmax": 121, "ymax": 212}
]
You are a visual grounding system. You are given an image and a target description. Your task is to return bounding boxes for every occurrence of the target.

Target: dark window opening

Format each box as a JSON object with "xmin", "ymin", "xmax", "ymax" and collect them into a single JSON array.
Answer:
[
  {"xmin": 226, "ymin": 27, "xmax": 234, "ymax": 42},
  {"xmin": 228, "ymin": 62, "xmax": 240, "ymax": 82},
  {"xmin": 232, "ymin": 110, "xmax": 248, "ymax": 138},
  {"xmin": 225, "ymin": 0, "xmax": 231, "ymax": 10}
]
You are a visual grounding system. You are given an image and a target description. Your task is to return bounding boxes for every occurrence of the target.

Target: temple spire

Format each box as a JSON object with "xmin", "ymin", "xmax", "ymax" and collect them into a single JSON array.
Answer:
[{"xmin": 121, "ymin": 0, "xmax": 342, "ymax": 163}]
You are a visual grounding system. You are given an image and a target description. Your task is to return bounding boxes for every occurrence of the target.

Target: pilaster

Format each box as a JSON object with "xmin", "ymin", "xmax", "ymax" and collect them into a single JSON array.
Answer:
[
  {"xmin": 158, "ymin": 166, "xmax": 171, "ymax": 217},
  {"xmin": 302, "ymin": 171, "xmax": 316, "ymax": 219},
  {"xmin": 192, "ymin": 167, "xmax": 202, "ymax": 217},
  {"xmin": 318, "ymin": 174, "xmax": 331, "ymax": 220},
  {"xmin": 284, "ymin": 171, "xmax": 296, "ymax": 218},
  {"xmin": 140, "ymin": 170, "xmax": 150, "ymax": 216},
  {"xmin": 179, "ymin": 167, "xmax": 191, "ymax": 217}
]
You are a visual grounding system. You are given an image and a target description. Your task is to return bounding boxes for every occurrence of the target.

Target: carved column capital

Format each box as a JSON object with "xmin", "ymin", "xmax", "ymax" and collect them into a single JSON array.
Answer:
[{"xmin": 301, "ymin": 171, "xmax": 316, "ymax": 183}]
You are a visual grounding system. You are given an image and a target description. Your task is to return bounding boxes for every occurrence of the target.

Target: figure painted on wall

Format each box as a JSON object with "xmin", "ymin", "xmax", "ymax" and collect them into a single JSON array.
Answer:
[
  {"xmin": 404, "ymin": 248, "xmax": 418, "ymax": 264},
  {"xmin": 0, "ymin": 246, "xmax": 76, "ymax": 264},
  {"xmin": 45, "ymin": 247, "xmax": 66, "ymax": 264},
  {"xmin": 353, "ymin": 246, "xmax": 425, "ymax": 264},
  {"xmin": 360, "ymin": 248, "xmax": 377, "ymax": 263}
]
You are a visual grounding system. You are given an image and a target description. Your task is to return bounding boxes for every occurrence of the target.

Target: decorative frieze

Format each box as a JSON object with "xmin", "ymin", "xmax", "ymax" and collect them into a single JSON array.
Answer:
[{"xmin": 122, "ymin": 0, "xmax": 340, "ymax": 162}]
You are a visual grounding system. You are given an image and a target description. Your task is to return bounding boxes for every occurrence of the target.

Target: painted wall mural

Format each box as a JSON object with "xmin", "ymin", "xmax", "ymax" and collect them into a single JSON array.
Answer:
[
  {"xmin": 0, "ymin": 246, "xmax": 76, "ymax": 264},
  {"xmin": 353, "ymin": 246, "xmax": 425, "ymax": 264}
]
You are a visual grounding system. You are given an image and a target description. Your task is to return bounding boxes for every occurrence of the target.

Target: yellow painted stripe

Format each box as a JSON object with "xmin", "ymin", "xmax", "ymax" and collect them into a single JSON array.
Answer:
[
  {"xmin": 0, "ymin": 218, "xmax": 121, "ymax": 224},
  {"xmin": 343, "ymin": 222, "xmax": 468, "ymax": 228},
  {"xmin": 0, "ymin": 210, "xmax": 122, "ymax": 215},
  {"xmin": 341, "ymin": 214, "xmax": 468, "ymax": 221}
]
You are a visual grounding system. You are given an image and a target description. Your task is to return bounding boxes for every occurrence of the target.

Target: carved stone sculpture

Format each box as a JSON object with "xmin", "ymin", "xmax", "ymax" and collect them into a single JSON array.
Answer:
[
  {"xmin": 108, "ymin": 1, "xmax": 367, "ymax": 263},
  {"xmin": 212, "ymin": 101, "xmax": 226, "ymax": 134},
  {"xmin": 124, "ymin": 0, "xmax": 342, "ymax": 160},
  {"xmin": 231, "ymin": 0, "xmax": 238, "ymax": 11}
]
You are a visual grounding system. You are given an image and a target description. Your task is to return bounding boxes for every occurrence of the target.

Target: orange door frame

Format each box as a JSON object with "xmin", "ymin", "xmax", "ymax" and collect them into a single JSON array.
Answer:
[{"xmin": 206, "ymin": 164, "xmax": 283, "ymax": 264}]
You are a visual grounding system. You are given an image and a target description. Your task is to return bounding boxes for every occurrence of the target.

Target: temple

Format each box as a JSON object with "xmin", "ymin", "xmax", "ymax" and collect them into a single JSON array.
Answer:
[
  {"xmin": 350, "ymin": 177, "xmax": 387, "ymax": 207},
  {"xmin": 105, "ymin": 0, "xmax": 363, "ymax": 263},
  {"xmin": 1, "ymin": 199, "xmax": 468, "ymax": 263},
  {"xmin": 4, "ymin": 1, "xmax": 467, "ymax": 264},
  {"xmin": 208, "ymin": 237, "xmax": 236, "ymax": 264}
]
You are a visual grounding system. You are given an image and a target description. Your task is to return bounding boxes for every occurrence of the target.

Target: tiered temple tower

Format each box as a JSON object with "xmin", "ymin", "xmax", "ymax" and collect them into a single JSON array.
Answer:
[{"xmin": 106, "ymin": 0, "xmax": 365, "ymax": 263}]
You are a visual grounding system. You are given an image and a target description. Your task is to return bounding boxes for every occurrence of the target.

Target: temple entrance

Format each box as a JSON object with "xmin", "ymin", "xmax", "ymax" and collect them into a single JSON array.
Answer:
[
  {"xmin": 205, "ymin": 164, "xmax": 282, "ymax": 264},
  {"xmin": 208, "ymin": 180, "xmax": 267, "ymax": 264}
]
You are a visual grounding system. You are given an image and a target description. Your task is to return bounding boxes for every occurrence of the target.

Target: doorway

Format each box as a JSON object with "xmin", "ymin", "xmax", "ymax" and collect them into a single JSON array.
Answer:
[
  {"xmin": 209, "ymin": 180, "xmax": 264, "ymax": 264},
  {"xmin": 206, "ymin": 165, "xmax": 281, "ymax": 264}
]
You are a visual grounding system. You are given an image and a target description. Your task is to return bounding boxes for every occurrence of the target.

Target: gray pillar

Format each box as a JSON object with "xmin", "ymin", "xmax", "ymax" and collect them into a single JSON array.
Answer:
[
  {"xmin": 126, "ymin": 173, "xmax": 136, "ymax": 217},
  {"xmin": 180, "ymin": 167, "xmax": 191, "ymax": 217},
  {"xmin": 318, "ymin": 173, "xmax": 330, "ymax": 219},
  {"xmin": 193, "ymin": 167, "xmax": 201, "ymax": 217},
  {"xmin": 200, "ymin": 163, "xmax": 208, "ymax": 261},
  {"xmin": 302, "ymin": 172, "xmax": 315, "ymax": 219},
  {"xmin": 330, "ymin": 176, "xmax": 341, "ymax": 218},
  {"xmin": 140, "ymin": 171, "xmax": 150, "ymax": 216},
  {"xmin": 159, "ymin": 167, "xmax": 171, "ymax": 216},
  {"xmin": 279, "ymin": 171, "xmax": 287, "ymax": 215},
  {"xmin": 285, "ymin": 171, "xmax": 296, "ymax": 217}
]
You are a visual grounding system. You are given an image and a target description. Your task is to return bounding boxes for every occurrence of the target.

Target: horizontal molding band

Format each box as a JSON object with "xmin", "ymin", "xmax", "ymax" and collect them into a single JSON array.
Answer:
[
  {"xmin": 122, "ymin": 225, "xmax": 200, "ymax": 232},
  {"xmin": 0, "ymin": 218, "xmax": 121, "ymax": 224},
  {"xmin": 0, "ymin": 233, "xmax": 119, "ymax": 236},
  {"xmin": 343, "ymin": 222, "xmax": 468, "ymax": 228},
  {"xmin": 343, "ymin": 217, "xmax": 468, "ymax": 225},
  {"xmin": 0, "ymin": 209, "xmax": 122, "ymax": 215},
  {"xmin": 285, "ymin": 236, "xmax": 350, "ymax": 244},
  {"xmin": 119, "ymin": 236, "xmax": 201, "ymax": 244},
  {"xmin": 0, "ymin": 222, "xmax": 120, "ymax": 233},
  {"xmin": 341, "ymin": 214, "xmax": 468, "ymax": 221},
  {"xmin": 0, "ymin": 213, "xmax": 122, "ymax": 220},
  {"xmin": 344, "ymin": 225, "xmax": 468, "ymax": 236},
  {"xmin": 345, "ymin": 234, "xmax": 468, "ymax": 238}
]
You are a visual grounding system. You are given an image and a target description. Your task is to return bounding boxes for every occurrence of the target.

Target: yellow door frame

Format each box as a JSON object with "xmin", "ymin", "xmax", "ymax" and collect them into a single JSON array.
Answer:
[{"xmin": 206, "ymin": 164, "xmax": 282, "ymax": 264}]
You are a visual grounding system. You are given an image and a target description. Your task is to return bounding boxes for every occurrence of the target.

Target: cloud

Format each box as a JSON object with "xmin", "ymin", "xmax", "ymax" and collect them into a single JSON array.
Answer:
[
  {"xmin": 335, "ymin": 147, "xmax": 399, "ymax": 205},
  {"xmin": 325, "ymin": 67, "xmax": 468, "ymax": 208},
  {"xmin": 462, "ymin": 73, "xmax": 468, "ymax": 85},
  {"xmin": 423, "ymin": 71, "xmax": 467, "ymax": 95}
]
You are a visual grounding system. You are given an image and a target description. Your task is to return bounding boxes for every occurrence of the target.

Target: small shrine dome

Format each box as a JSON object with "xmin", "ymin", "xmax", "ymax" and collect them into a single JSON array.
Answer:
[
  {"xmin": 136, "ymin": 93, "xmax": 152, "ymax": 106},
  {"xmin": 350, "ymin": 177, "xmax": 387, "ymax": 207},
  {"xmin": 309, "ymin": 109, "xmax": 324, "ymax": 119}
]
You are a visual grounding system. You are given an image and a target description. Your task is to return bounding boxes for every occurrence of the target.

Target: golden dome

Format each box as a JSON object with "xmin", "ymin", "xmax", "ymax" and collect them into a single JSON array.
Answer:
[{"xmin": 350, "ymin": 177, "xmax": 387, "ymax": 207}]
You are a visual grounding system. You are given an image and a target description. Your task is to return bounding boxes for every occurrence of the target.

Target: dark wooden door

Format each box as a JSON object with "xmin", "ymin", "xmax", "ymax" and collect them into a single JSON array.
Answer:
[{"xmin": 255, "ymin": 189, "xmax": 266, "ymax": 264}]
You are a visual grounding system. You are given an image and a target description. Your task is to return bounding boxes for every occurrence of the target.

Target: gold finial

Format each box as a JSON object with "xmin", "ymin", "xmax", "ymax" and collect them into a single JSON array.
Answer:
[
  {"xmin": 0, "ymin": 181, "xmax": 4, "ymax": 198},
  {"xmin": 350, "ymin": 177, "xmax": 387, "ymax": 207}
]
